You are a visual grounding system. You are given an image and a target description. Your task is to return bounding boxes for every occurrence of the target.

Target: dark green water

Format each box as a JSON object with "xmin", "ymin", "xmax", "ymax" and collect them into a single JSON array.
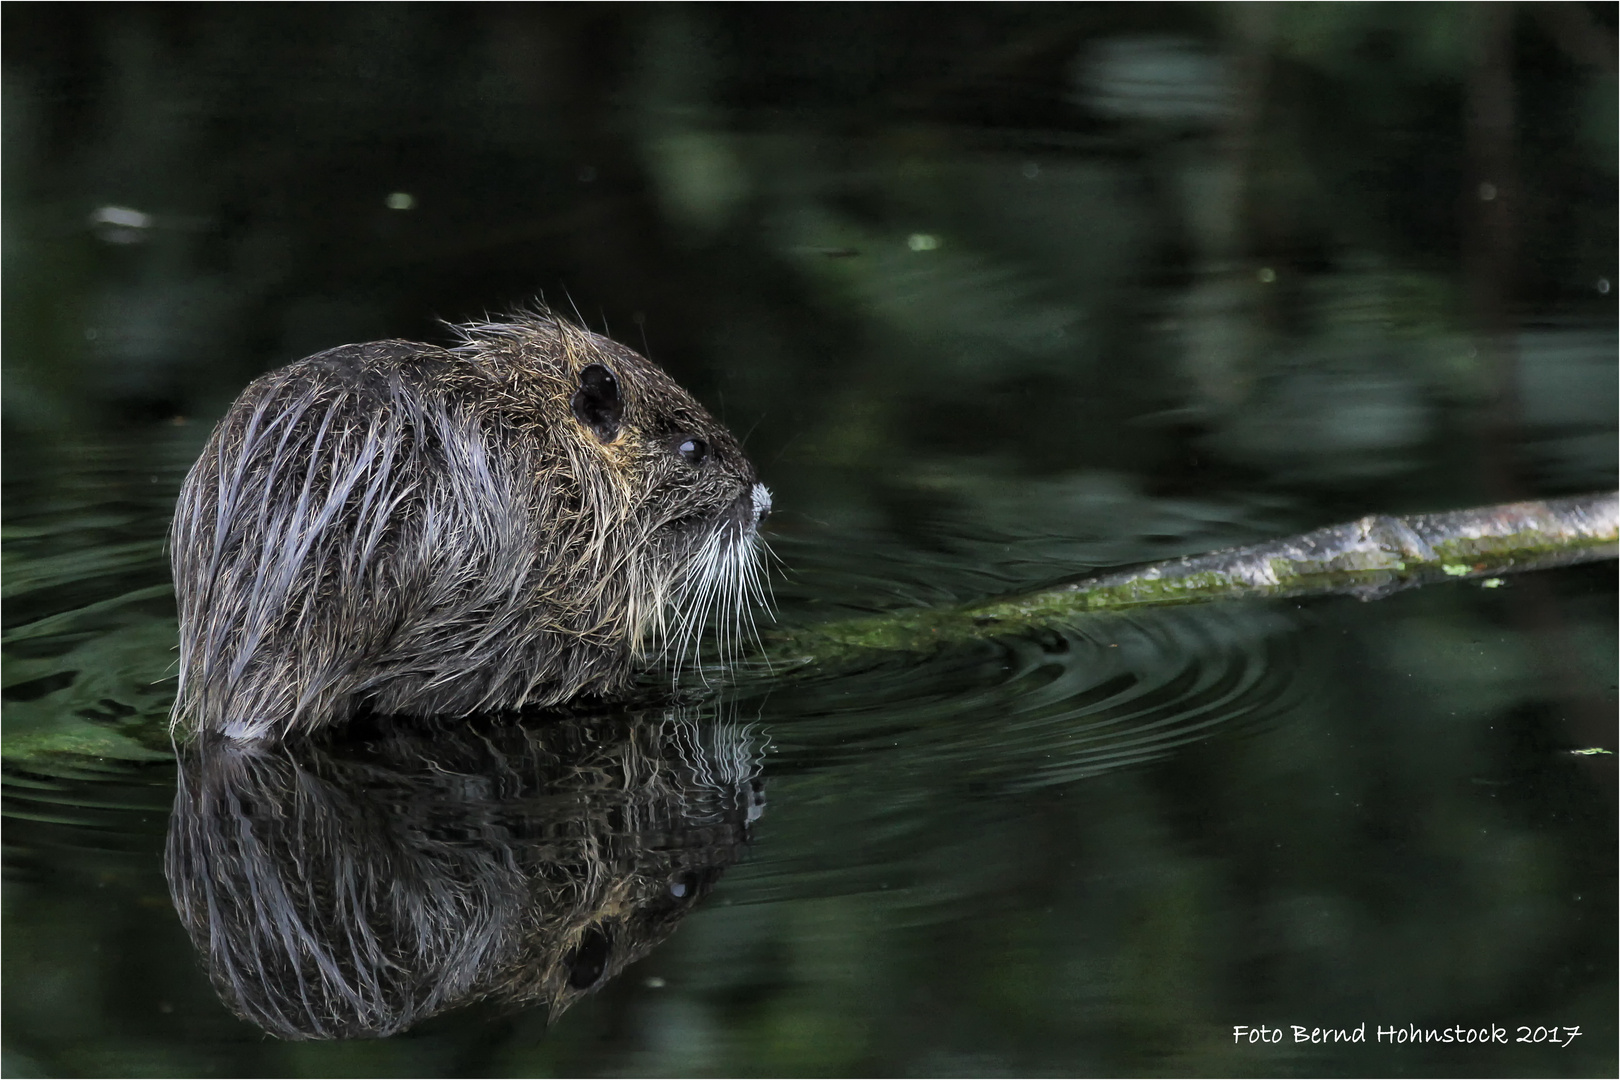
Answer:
[{"xmin": 4, "ymin": 6, "xmax": 1616, "ymax": 1076}]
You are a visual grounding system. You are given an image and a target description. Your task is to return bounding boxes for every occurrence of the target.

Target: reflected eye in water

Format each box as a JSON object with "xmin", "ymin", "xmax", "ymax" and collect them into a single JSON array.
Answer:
[
  {"xmin": 664, "ymin": 869, "xmax": 714, "ymax": 901},
  {"xmin": 566, "ymin": 926, "xmax": 612, "ymax": 989}
]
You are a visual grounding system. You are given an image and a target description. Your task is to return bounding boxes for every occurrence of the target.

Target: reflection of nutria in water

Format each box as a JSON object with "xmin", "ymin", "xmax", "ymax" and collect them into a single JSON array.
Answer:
[
  {"xmin": 164, "ymin": 711, "xmax": 765, "ymax": 1039},
  {"xmin": 171, "ymin": 314, "xmax": 771, "ymax": 740}
]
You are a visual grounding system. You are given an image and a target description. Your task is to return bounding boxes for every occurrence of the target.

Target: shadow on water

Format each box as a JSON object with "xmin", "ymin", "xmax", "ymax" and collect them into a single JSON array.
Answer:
[{"xmin": 165, "ymin": 709, "xmax": 765, "ymax": 1040}]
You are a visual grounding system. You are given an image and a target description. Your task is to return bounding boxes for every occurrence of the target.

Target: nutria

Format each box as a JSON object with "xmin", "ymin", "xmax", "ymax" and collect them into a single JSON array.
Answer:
[
  {"xmin": 165, "ymin": 708, "xmax": 764, "ymax": 1038},
  {"xmin": 170, "ymin": 313, "xmax": 770, "ymax": 740}
]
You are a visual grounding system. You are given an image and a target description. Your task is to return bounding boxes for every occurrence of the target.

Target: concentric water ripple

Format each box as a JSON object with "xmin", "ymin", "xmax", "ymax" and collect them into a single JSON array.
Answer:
[
  {"xmin": 740, "ymin": 601, "xmax": 1308, "ymax": 784},
  {"xmin": 717, "ymin": 579, "xmax": 1316, "ymax": 906}
]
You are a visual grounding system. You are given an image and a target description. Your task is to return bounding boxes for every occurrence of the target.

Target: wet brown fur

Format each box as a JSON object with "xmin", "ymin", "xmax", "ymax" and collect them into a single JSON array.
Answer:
[{"xmin": 171, "ymin": 314, "xmax": 768, "ymax": 740}]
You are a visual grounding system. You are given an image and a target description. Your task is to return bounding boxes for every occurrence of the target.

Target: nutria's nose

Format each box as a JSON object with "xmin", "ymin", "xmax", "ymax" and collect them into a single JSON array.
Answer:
[{"xmin": 751, "ymin": 483, "xmax": 772, "ymax": 527}]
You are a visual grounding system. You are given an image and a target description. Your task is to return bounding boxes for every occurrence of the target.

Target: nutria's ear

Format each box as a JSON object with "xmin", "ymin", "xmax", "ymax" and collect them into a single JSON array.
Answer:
[
  {"xmin": 571, "ymin": 364, "xmax": 623, "ymax": 442},
  {"xmin": 564, "ymin": 925, "xmax": 612, "ymax": 989}
]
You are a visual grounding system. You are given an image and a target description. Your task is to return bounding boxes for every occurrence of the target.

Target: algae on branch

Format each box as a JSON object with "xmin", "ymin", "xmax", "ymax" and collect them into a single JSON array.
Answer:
[{"xmin": 767, "ymin": 492, "xmax": 1620, "ymax": 665}]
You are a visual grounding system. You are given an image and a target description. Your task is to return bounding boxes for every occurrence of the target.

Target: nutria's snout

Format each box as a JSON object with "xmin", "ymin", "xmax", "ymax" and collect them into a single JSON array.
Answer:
[
  {"xmin": 169, "ymin": 312, "xmax": 771, "ymax": 740},
  {"xmin": 724, "ymin": 484, "xmax": 771, "ymax": 535},
  {"xmin": 750, "ymin": 484, "xmax": 772, "ymax": 528}
]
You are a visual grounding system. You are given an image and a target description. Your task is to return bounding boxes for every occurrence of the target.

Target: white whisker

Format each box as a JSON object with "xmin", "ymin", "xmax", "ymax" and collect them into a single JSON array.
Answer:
[{"xmin": 663, "ymin": 493, "xmax": 772, "ymax": 692}]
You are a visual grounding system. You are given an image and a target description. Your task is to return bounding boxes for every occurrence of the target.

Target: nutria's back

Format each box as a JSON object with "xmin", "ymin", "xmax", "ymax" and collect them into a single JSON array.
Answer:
[{"xmin": 171, "ymin": 315, "xmax": 770, "ymax": 740}]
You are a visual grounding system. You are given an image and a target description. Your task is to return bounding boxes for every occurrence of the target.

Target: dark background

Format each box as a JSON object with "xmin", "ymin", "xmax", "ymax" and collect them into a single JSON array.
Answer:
[
  {"xmin": 7, "ymin": 4, "xmax": 1615, "ymax": 517},
  {"xmin": 3, "ymin": 4, "xmax": 1616, "ymax": 1076}
]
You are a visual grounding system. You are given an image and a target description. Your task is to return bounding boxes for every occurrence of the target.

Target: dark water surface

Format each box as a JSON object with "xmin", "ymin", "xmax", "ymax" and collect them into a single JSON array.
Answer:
[{"xmin": 4, "ymin": 6, "xmax": 1616, "ymax": 1076}]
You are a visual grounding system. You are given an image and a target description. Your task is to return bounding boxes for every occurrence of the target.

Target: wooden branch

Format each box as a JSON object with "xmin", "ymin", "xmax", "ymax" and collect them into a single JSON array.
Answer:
[{"xmin": 770, "ymin": 492, "xmax": 1619, "ymax": 663}]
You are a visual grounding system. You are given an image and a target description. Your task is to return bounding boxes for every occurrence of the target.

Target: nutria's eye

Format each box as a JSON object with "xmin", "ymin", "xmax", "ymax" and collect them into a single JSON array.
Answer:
[
  {"xmin": 565, "ymin": 926, "xmax": 611, "ymax": 989},
  {"xmin": 676, "ymin": 437, "xmax": 707, "ymax": 466},
  {"xmin": 571, "ymin": 364, "xmax": 622, "ymax": 442}
]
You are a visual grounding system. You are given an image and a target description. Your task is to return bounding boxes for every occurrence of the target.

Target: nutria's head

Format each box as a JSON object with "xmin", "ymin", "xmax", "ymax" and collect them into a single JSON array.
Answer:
[
  {"xmin": 170, "ymin": 313, "xmax": 770, "ymax": 739},
  {"xmin": 450, "ymin": 317, "xmax": 772, "ymax": 664}
]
